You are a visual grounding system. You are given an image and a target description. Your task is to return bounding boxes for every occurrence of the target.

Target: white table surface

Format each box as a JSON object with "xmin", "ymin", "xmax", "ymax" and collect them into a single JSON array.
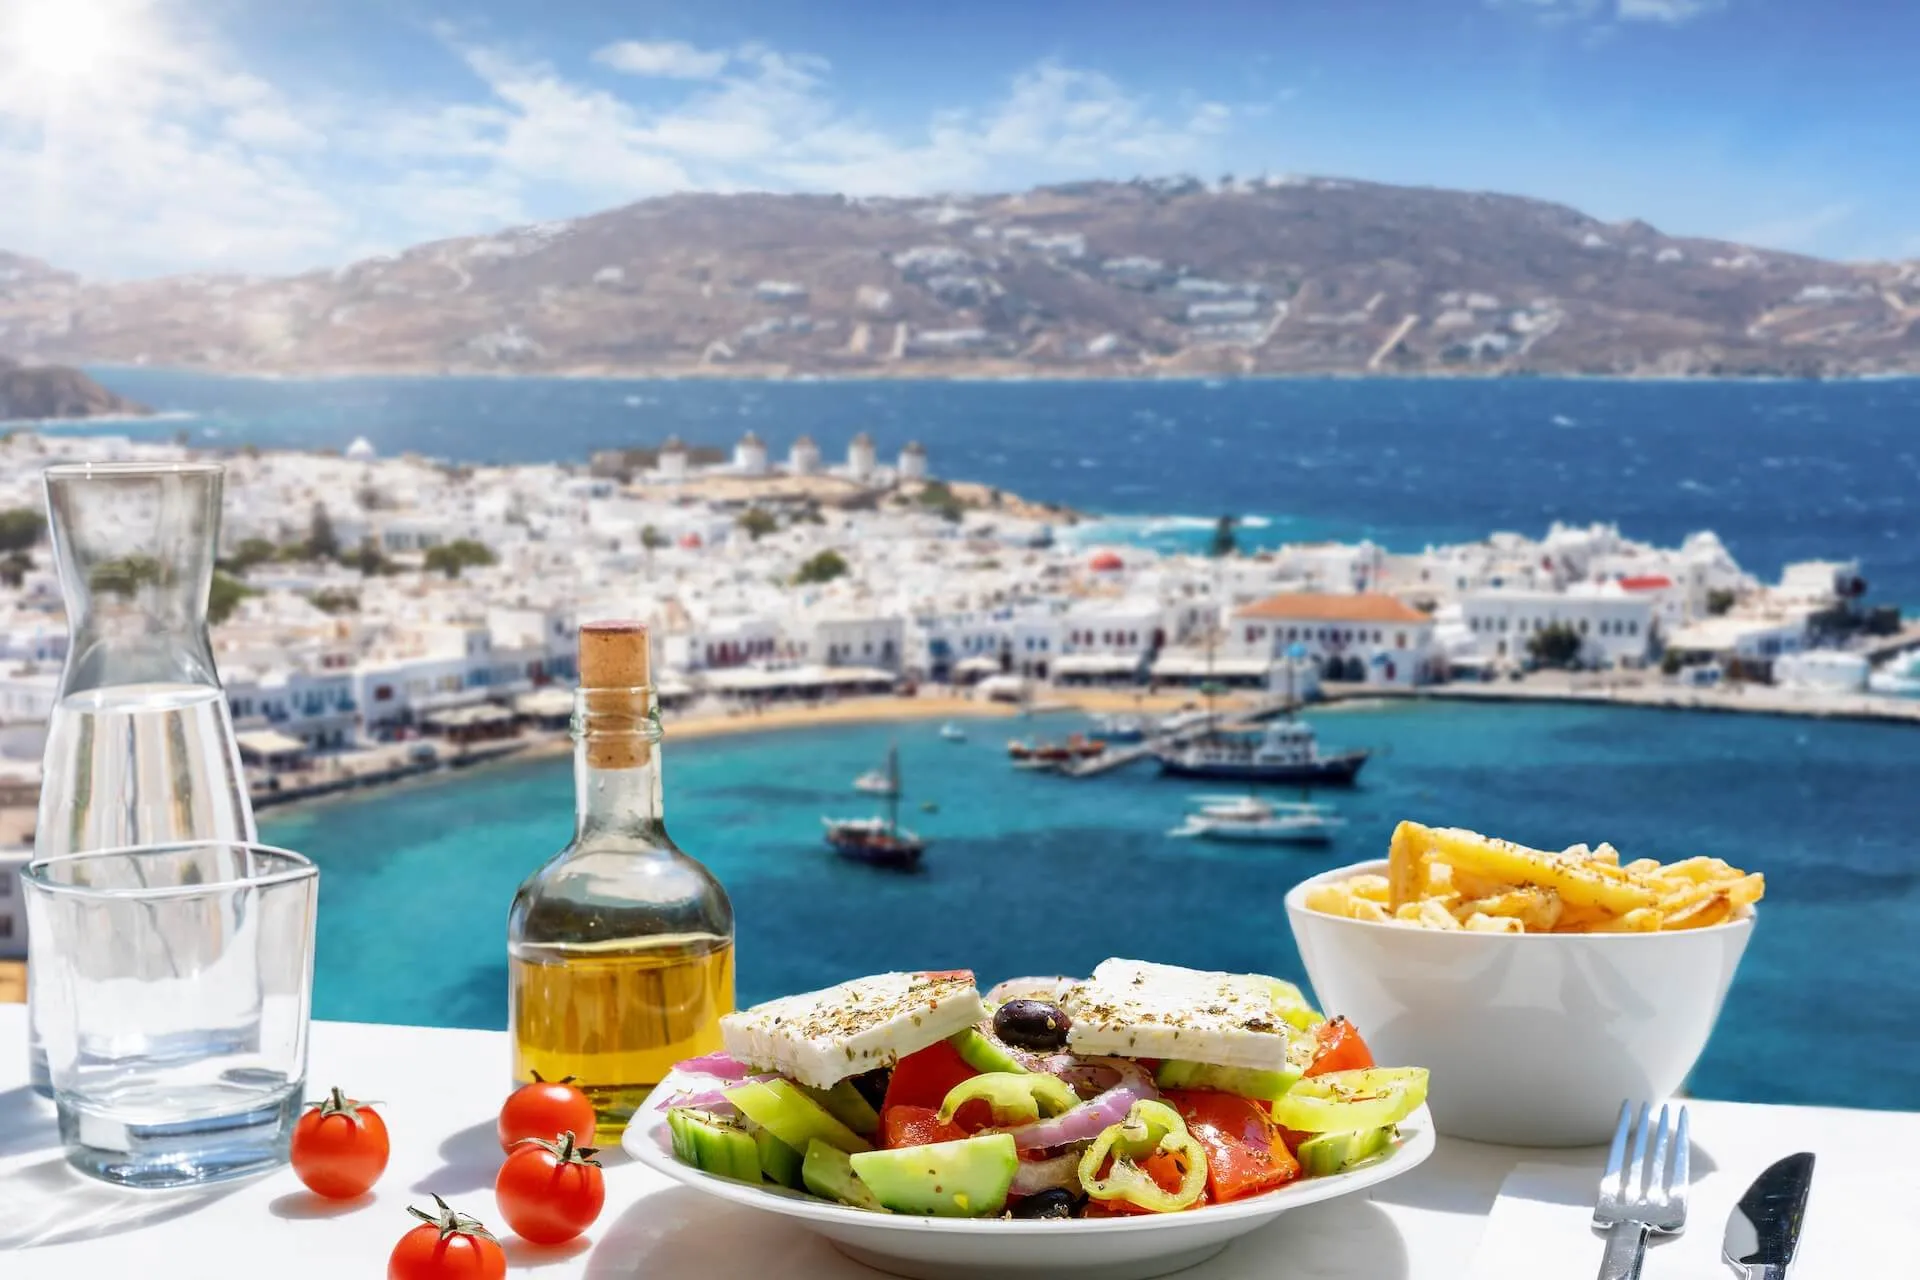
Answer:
[{"xmin": 0, "ymin": 1005, "xmax": 1907, "ymax": 1279}]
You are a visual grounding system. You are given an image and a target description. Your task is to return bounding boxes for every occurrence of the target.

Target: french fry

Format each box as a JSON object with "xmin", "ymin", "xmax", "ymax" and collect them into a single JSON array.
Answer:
[
  {"xmin": 1662, "ymin": 893, "xmax": 1733, "ymax": 930},
  {"xmin": 1589, "ymin": 907, "xmax": 1664, "ymax": 933},
  {"xmin": 1386, "ymin": 820, "xmax": 1432, "ymax": 910},
  {"xmin": 1346, "ymin": 874, "xmax": 1391, "ymax": 903},
  {"xmin": 1415, "ymin": 825, "xmax": 1662, "ymax": 914},
  {"xmin": 1305, "ymin": 820, "xmax": 1763, "ymax": 934},
  {"xmin": 1453, "ymin": 886, "xmax": 1563, "ymax": 932}
]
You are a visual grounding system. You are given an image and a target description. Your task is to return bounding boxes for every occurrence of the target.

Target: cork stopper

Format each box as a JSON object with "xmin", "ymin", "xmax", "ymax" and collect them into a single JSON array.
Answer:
[
  {"xmin": 577, "ymin": 620, "xmax": 653, "ymax": 769},
  {"xmin": 579, "ymin": 619, "xmax": 651, "ymax": 689}
]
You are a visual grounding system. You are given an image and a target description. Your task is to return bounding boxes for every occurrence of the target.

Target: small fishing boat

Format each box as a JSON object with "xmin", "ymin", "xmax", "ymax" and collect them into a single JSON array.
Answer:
[
  {"xmin": 825, "ymin": 745, "xmax": 926, "ymax": 869},
  {"xmin": 853, "ymin": 767, "xmax": 899, "ymax": 796},
  {"xmin": 1168, "ymin": 795, "xmax": 1345, "ymax": 845},
  {"xmin": 939, "ymin": 722, "xmax": 967, "ymax": 742},
  {"xmin": 1006, "ymin": 739, "xmax": 1035, "ymax": 761}
]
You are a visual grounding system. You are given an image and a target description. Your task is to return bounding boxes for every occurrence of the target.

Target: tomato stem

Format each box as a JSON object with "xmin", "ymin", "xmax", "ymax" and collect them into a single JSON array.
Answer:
[{"xmin": 407, "ymin": 1193, "xmax": 499, "ymax": 1243}]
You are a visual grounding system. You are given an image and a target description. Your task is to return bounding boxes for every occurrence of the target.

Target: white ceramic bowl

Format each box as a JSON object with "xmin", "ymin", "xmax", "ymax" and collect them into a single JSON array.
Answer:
[
  {"xmin": 1285, "ymin": 859, "xmax": 1754, "ymax": 1148},
  {"xmin": 625, "ymin": 1071, "xmax": 1434, "ymax": 1280}
]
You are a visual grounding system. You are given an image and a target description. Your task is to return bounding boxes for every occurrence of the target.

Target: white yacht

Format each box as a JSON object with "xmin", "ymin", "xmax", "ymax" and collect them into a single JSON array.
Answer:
[{"xmin": 1169, "ymin": 796, "xmax": 1345, "ymax": 845}]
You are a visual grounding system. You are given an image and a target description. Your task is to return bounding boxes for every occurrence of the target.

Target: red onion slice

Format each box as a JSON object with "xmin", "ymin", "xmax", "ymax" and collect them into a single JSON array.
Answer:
[
  {"xmin": 999, "ymin": 1079, "xmax": 1158, "ymax": 1149},
  {"xmin": 1010, "ymin": 1148, "xmax": 1086, "ymax": 1196},
  {"xmin": 658, "ymin": 1090, "xmax": 737, "ymax": 1114},
  {"xmin": 674, "ymin": 1051, "xmax": 754, "ymax": 1079}
]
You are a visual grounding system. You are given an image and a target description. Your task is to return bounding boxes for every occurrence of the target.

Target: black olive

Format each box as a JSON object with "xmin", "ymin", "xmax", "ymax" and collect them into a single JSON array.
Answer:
[
  {"xmin": 848, "ymin": 1067, "xmax": 890, "ymax": 1112},
  {"xmin": 1010, "ymin": 1188, "xmax": 1080, "ymax": 1219},
  {"xmin": 994, "ymin": 999, "xmax": 1072, "ymax": 1051}
]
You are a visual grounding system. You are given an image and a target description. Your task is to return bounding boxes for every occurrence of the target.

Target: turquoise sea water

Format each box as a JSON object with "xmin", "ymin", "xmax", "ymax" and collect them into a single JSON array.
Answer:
[{"xmin": 262, "ymin": 700, "xmax": 1920, "ymax": 1112}]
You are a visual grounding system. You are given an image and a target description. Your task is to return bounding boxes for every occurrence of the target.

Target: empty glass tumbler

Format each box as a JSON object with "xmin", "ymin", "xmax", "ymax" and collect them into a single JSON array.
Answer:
[
  {"xmin": 29, "ymin": 460, "xmax": 257, "ymax": 1094},
  {"xmin": 23, "ymin": 842, "xmax": 316, "ymax": 1188}
]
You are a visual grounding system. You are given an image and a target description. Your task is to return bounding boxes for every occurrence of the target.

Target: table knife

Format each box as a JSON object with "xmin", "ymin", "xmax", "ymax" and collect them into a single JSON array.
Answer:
[{"xmin": 1722, "ymin": 1152, "xmax": 1815, "ymax": 1279}]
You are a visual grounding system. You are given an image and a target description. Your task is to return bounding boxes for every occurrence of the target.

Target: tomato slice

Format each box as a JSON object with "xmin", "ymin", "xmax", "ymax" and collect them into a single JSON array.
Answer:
[
  {"xmin": 1304, "ymin": 1017, "xmax": 1375, "ymax": 1078},
  {"xmin": 880, "ymin": 1105, "xmax": 970, "ymax": 1149},
  {"xmin": 1091, "ymin": 1148, "xmax": 1214, "ymax": 1215},
  {"xmin": 1166, "ymin": 1088, "xmax": 1301, "ymax": 1202},
  {"xmin": 881, "ymin": 1040, "xmax": 979, "ymax": 1113}
]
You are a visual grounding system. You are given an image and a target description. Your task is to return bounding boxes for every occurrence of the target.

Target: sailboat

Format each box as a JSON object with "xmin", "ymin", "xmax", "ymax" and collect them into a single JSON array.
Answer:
[{"xmin": 825, "ymin": 744, "xmax": 927, "ymax": 869}]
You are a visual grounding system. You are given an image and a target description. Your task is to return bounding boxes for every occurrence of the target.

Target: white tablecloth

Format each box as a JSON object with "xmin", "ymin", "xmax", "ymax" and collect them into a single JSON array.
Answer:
[{"xmin": 0, "ymin": 1007, "xmax": 1911, "ymax": 1279}]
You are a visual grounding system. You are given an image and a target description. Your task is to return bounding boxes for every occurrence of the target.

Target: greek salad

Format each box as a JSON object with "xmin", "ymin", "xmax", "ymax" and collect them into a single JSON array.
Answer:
[{"xmin": 659, "ymin": 959, "xmax": 1428, "ymax": 1219}]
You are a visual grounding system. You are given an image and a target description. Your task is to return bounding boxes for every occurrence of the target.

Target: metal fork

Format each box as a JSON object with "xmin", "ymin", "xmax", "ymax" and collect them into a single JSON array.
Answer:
[{"xmin": 1592, "ymin": 1101, "xmax": 1691, "ymax": 1280}]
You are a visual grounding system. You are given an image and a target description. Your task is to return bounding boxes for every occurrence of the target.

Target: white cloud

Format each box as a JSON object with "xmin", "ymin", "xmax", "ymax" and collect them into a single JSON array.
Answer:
[
  {"xmin": 1615, "ymin": 0, "xmax": 1725, "ymax": 21},
  {"xmin": 0, "ymin": 7, "xmax": 1233, "ymax": 278},
  {"xmin": 593, "ymin": 40, "xmax": 732, "ymax": 80},
  {"xmin": 1488, "ymin": 0, "xmax": 1726, "ymax": 23}
]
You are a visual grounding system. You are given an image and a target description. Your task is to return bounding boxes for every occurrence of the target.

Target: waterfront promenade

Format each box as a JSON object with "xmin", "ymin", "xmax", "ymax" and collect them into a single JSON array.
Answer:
[{"xmin": 1325, "ymin": 667, "xmax": 1920, "ymax": 726}]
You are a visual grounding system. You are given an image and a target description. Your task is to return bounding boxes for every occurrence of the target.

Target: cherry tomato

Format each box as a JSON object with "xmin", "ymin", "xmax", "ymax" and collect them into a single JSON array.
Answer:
[
  {"xmin": 498, "ymin": 1071, "xmax": 597, "ymax": 1151},
  {"xmin": 494, "ymin": 1131, "xmax": 606, "ymax": 1245},
  {"xmin": 388, "ymin": 1196, "xmax": 506, "ymax": 1280},
  {"xmin": 1304, "ymin": 1017, "xmax": 1375, "ymax": 1078},
  {"xmin": 291, "ymin": 1086, "xmax": 390, "ymax": 1199}
]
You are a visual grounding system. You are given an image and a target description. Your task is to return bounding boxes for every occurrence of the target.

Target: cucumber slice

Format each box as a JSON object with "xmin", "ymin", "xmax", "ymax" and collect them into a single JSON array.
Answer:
[
  {"xmin": 949, "ymin": 1026, "xmax": 1031, "ymax": 1075},
  {"xmin": 1296, "ymin": 1126, "xmax": 1395, "ymax": 1177},
  {"xmin": 801, "ymin": 1138, "xmax": 891, "ymax": 1211},
  {"xmin": 802, "ymin": 1079, "xmax": 882, "ymax": 1138},
  {"xmin": 1154, "ymin": 1060, "xmax": 1303, "ymax": 1102},
  {"xmin": 753, "ymin": 1124, "xmax": 805, "ymax": 1189},
  {"xmin": 667, "ymin": 1108, "xmax": 762, "ymax": 1183},
  {"xmin": 726, "ymin": 1078, "xmax": 873, "ymax": 1154},
  {"xmin": 849, "ymin": 1133, "xmax": 1018, "ymax": 1218},
  {"xmin": 1268, "ymin": 1068, "xmax": 1428, "ymax": 1133}
]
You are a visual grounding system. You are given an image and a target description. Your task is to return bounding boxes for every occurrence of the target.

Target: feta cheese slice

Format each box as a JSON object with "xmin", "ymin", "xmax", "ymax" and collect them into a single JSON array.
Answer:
[
  {"xmin": 720, "ymin": 969, "xmax": 985, "ymax": 1089},
  {"xmin": 1062, "ymin": 958, "xmax": 1297, "ymax": 1070}
]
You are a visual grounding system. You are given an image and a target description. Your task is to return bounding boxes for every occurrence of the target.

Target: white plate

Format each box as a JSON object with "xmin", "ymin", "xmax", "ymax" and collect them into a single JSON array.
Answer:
[{"xmin": 623, "ymin": 1072, "xmax": 1435, "ymax": 1280}]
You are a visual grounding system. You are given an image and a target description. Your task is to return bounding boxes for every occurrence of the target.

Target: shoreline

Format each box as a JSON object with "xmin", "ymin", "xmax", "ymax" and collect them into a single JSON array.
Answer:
[
  {"xmin": 253, "ymin": 688, "xmax": 1244, "ymax": 818},
  {"xmin": 78, "ymin": 364, "xmax": 1920, "ymax": 387}
]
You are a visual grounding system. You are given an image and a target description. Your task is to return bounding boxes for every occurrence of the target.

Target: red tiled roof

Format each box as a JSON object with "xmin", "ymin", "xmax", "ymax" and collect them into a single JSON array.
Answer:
[
  {"xmin": 1235, "ymin": 592, "xmax": 1428, "ymax": 624},
  {"xmin": 1088, "ymin": 551, "xmax": 1125, "ymax": 572},
  {"xmin": 1619, "ymin": 575, "xmax": 1673, "ymax": 591}
]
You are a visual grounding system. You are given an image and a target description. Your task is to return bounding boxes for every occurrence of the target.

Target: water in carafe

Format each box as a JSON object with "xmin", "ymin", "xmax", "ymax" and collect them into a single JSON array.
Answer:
[{"xmin": 29, "ymin": 461, "xmax": 256, "ymax": 1094}]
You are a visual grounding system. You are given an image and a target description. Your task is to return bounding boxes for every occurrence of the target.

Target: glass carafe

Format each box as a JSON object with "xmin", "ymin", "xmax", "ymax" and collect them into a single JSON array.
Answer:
[{"xmin": 27, "ymin": 461, "xmax": 257, "ymax": 1094}]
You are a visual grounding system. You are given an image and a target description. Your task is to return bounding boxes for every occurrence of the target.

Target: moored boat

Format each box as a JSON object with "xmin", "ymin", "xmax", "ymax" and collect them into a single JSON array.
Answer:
[
  {"xmin": 1168, "ymin": 795, "xmax": 1345, "ymax": 844},
  {"xmin": 825, "ymin": 745, "xmax": 926, "ymax": 869},
  {"xmin": 1154, "ymin": 717, "xmax": 1369, "ymax": 785}
]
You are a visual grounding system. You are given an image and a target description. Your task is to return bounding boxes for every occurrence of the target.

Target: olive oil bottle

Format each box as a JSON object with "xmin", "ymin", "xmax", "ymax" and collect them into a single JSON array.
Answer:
[{"xmin": 508, "ymin": 621, "xmax": 735, "ymax": 1135}]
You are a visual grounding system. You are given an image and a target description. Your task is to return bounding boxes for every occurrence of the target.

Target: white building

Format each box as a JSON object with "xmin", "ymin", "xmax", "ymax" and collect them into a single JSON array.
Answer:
[
  {"xmin": 1458, "ymin": 589, "xmax": 1655, "ymax": 669},
  {"xmin": 657, "ymin": 437, "xmax": 689, "ymax": 484},
  {"xmin": 789, "ymin": 612, "xmax": 904, "ymax": 670},
  {"xmin": 734, "ymin": 432, "xmax": 769, "ymax": 477},
  {"xmin": 789, "ymin": 435, "xmax": 821, "ymax": 476},
  {"xmin": 1664, "ymin": 614, "xmax": 1810, "ymax": 677},
  {"xmin": 848, "ymin": 433, "xmax": 877, "ymax": 484},
  {"xmin": 899, "ymin": 441, "xmax": 929, "ymax": 483},
  {"xmin": 1229, "ymin": 593, "xmax": 1438, "ymax": 686}
]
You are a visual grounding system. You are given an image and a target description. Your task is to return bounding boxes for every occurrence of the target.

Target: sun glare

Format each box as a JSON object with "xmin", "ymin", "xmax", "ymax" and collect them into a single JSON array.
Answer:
[{"xmin": 10, "ymin": 0, "xmax": 129, "ymax": 87}]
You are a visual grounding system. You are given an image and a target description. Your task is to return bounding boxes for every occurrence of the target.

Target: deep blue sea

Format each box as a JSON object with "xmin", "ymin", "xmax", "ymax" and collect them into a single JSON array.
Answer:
[
  {"xmin": 47, "ymin": 369, "xmax": 1920, "ymax": 1109},
  {"xmin": 67, "ymin": 369, "xmax": 1920, "ymax": 605}
]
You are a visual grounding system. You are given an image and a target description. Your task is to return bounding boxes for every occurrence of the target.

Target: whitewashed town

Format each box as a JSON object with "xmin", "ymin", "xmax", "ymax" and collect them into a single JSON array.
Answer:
[{"xmin": 0, "ymin": 425, "xmax": 1909, "ymax": 831}]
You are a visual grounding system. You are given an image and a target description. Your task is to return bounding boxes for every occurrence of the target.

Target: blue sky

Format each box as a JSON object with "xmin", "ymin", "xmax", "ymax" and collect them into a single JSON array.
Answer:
[{"xmin": 0, "ymin": 0, "xmax": 1914, "ymax": 277}]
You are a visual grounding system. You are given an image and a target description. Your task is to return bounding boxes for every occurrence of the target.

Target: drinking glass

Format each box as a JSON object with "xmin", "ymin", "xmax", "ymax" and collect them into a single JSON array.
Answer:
[
  {"xmin": 29, "ymin": 460, "xmax": 256, "ymax": 1094},
  {"xmin": 23, "ymin": 841, "xmax": 317, "ymax": 1188}
]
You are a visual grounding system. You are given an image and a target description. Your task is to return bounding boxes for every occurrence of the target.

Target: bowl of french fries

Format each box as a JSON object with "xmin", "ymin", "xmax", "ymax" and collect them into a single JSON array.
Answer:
[{"xmin": 1284, "ymin": 819, "xmax": 1762, "ymax": 1147}]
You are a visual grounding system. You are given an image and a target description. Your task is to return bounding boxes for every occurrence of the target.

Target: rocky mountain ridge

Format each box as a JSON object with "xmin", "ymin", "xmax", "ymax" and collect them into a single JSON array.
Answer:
[{"xmin": 2, "ymin": 176, "xmax": 1916, "ymax": 379}]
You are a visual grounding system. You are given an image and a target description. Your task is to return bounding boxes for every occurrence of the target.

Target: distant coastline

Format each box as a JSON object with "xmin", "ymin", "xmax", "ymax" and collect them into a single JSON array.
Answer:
[{"xmin": 78, "ymin": 362, "xmax": 1912, "ymax": 386}]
